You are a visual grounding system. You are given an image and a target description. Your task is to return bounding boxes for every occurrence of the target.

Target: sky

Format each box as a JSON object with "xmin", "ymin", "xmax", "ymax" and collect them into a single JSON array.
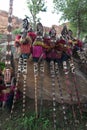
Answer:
[{"xmin": 0, "ymin": 0, "xmax": 63, "ymax": 27}]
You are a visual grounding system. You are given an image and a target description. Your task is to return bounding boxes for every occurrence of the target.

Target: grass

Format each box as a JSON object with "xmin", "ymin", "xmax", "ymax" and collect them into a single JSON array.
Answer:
[{"xmin": 0, "ymin": 96, "xmax": 87, "ymax": 130}]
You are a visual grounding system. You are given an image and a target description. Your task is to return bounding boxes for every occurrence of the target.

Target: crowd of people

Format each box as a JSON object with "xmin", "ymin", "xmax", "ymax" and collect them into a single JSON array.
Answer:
[
  {"xmin": 14, "ymin": 23, "xmax": 83, "ymax": 64},
  {"xmin": 0, "ymin": 21, "xmax": 83, "ymax": 111}
]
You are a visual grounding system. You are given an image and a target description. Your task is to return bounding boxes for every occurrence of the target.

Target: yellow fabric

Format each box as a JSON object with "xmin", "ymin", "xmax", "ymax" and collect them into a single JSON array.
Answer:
[
  {"xmin": 20, "ymin": 36, "xmax": 32, "ymax": 45},
  {"xmin": 68, "ymin": 40, "xmax": 72, "ymax": 43},
  {"xmin": 2, "ymin": 88, "xmax": 11, "ymax": 94},
  {"xmin": 33, "ymin": 41, "xmax": 44, "ymax": 46},
  {"xmin": 73, "ymin": 41, "xmax": 77, "ymax": 44},
  {"xmin": 33, "ymin": 41, "xmax": 50, "ymax": 49}
]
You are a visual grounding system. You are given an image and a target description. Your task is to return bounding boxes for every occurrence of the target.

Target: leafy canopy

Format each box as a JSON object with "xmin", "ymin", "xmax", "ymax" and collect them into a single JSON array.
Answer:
[
  {"xmin": 53, "ymin": 0, "xmax": 87, "ymax": 38},
  {"xmin": 26, "ymin": 0, "xmax": 47, "ymax": 30}
]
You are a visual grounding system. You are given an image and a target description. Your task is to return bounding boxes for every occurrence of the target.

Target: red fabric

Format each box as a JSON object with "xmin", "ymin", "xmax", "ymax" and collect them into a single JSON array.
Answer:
[
  {"xmin": 0, "ymin": 86, "xmax": 20, "ymax": 101},
  {"xmin": 10, "ymin": 86, "xmax": 20, "ymax": 100},
  {"xmin": 20, "ymin": 44, "xmax": 31, "ymax": 54},
  {"xmin": 58, "ymin": 39, "xmax": 66, "ymax": 44},
  {"xmin": 32, "ymin": 45, "xmax": 46, "ymax": 59},
  {"xmin": 0, "ymin": 85, "xmax": 6, "ymax": 91},
  {"xmin": 77, "ymin": 39, "xmax": 83, "ymax": 48},
  {"xmin": 0, "ymin": 90, "xmax": 9, "ymax": 101},
  {"xmin": 0, "ymin": 93, "xmax": 9, "ymax": 101},
  {"xmin": 14, "ymin": 35, "xmax": 21, "ymax": 47},
  {"xmin": 15, "ymin": 35, "xmax": 21, "ymax": 41},
  {"xmin": 28, "ymin": 32, "xmax": 37, "ymax": 42},
  {"xmin": 43, "ymin": 37, "xmax": 50, "ymax": 45}
]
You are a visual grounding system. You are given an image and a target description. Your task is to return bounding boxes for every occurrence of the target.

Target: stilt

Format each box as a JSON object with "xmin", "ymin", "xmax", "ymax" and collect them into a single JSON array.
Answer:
[
  {"xmin": 55, "ymin": 62, "xmax": 68, "ymax": 126},
  {"xmin": 77, "ymin": 50, "xmax": 86, "ymax": 64},
  {"xmin": 63, "ymin": 61, "xmax": 77, "ymax": 127},
  {"xmin": 10, "ymin": 57, "xmax": 21, "ymax": 118},
  {"xmin": 50, "ymin": 61, "xmax": 56, "ymax": 130},
  {"xmin": 69, "ymin": 58, "xmax": 82, "ymax": 120},
  {"xmin": 34, "ymin": 62, "xmax": 38, "ymax": 118},
  {"xmin": 39, "ymin": 61, "xmax": 44, "ymax": 117},
  {"xmin": 22, "ymin": 58, "xmax": 27, "ymax": 117}
]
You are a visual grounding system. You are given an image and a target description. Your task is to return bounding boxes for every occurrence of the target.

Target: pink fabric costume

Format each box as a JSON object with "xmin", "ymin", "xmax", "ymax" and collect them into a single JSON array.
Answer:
[
  {"xmin": 32, "ymin": 45, "xmax": 46, "ymax": 59},
  {"xmin": 44, "ymin": 37, "xmax": 62, "ymax": 61},
  {"xmin": 28, "ymin": 32, "xmax": 37, "ymax": 44}
]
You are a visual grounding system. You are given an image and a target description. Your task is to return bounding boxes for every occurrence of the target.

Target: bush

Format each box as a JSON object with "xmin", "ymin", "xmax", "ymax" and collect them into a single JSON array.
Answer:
[
  {"xmin": 13, "ymin": 29, "xmax": 21, "ymax": 35},
  {"xmin": 0, "ymin": 62, "xmax": 5, "ymax": 70}
]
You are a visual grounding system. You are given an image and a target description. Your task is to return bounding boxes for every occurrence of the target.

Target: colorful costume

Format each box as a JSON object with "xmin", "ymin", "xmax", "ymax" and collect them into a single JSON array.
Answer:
[
  {"xmin": 44, "ymin": 27, "xmax": 62, "ymax": 63},
  {"xmin": 20, "ymin": 36, "xmax": 32, "ymax": 59},
  {"xmin": 32, "ymin": 23, "xmax": 46, "ymax": 62},
  {"xmin": 73, "ymin": 39, "xmax": 83, "ymax": 51},
  {"xmin": 28, "ymin": 31, "xmax": 37, "ymax": 44}
]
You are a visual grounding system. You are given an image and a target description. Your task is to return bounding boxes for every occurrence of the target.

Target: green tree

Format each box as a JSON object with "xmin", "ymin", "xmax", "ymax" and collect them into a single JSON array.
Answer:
[
  {"xmin": 53, "ymin": 0, "xmax": 87, "ymax": 38},
  {"xmin": 27, "ymin": 0, "xmax": 47, "ymax": 31},
  {"xmin": 13, "ymin": 28, "xmax": 21, "ymax": 35}
]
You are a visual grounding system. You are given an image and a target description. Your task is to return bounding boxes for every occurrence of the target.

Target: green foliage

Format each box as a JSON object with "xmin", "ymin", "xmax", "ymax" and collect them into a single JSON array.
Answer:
[
  {"xmin": 0, "ymin": 98, "xmax": 86, "ymax": 130},
  {"xmin": 0, "ymin": 62, "xmax": 5, "ymax": 70},
  {"xmin": 13, "ymin": 29, "xmax": 21, "ymax": 35},
  {"xmin": 53, "ymin": 0, "xmax": 87, "ymax": 38},
  {"xmin": 1, "ymin": 107, "xmax": 86, "ymax": 130},
  {"xmin": 69, "ymin": 23, "xmax": 77, "ymax": 37},
  {"xmin": 26, "ymin": 0, "xmax": 47, "ymax": 30},
  {"xmin": 2, "ymin": 114, "xmax": 51, "ymax": 130}
]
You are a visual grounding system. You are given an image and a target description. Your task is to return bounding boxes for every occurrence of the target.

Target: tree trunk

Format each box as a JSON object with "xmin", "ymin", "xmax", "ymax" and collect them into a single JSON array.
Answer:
[{"xmin": 33, "ymin": 15, "xmax": 37, "ymax": 32}]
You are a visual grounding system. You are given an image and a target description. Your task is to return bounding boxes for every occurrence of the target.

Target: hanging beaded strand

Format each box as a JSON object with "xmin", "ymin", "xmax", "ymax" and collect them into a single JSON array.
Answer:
[
  {"xmin": 77, "ymin": 50, "xmax": 86, "ymax": 64},
  {"xmin": 7, "ymin": 0, "xmax": 13, "ymax": 43},
  {"xmin": 39, "ymin": 61, "xmax": 44, "ymax": 117},
  {"xmin": 55, "ymin": 62, "xmax": 68, "ymax": 127},
  {"xmin": 6, "ymin": 0, "xmax": 14, "ymax": 118},
  {"xmin": 5, "ymin": 0, "xmax": 13, "ymax": 69},
  {"xmin": 22, "ymin": 58, "xmax": 27, "ymax": 117},
  {"xmin": 63, "ymin": 61, "xmax": 77, "ymax": 126},
  {"xmin": 69, "ymin": 58, "xmax": 82, "ymax": 120},
  {"xmin": 50, "ymin": 61, "xmax": 57, "ymax": 130}
]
